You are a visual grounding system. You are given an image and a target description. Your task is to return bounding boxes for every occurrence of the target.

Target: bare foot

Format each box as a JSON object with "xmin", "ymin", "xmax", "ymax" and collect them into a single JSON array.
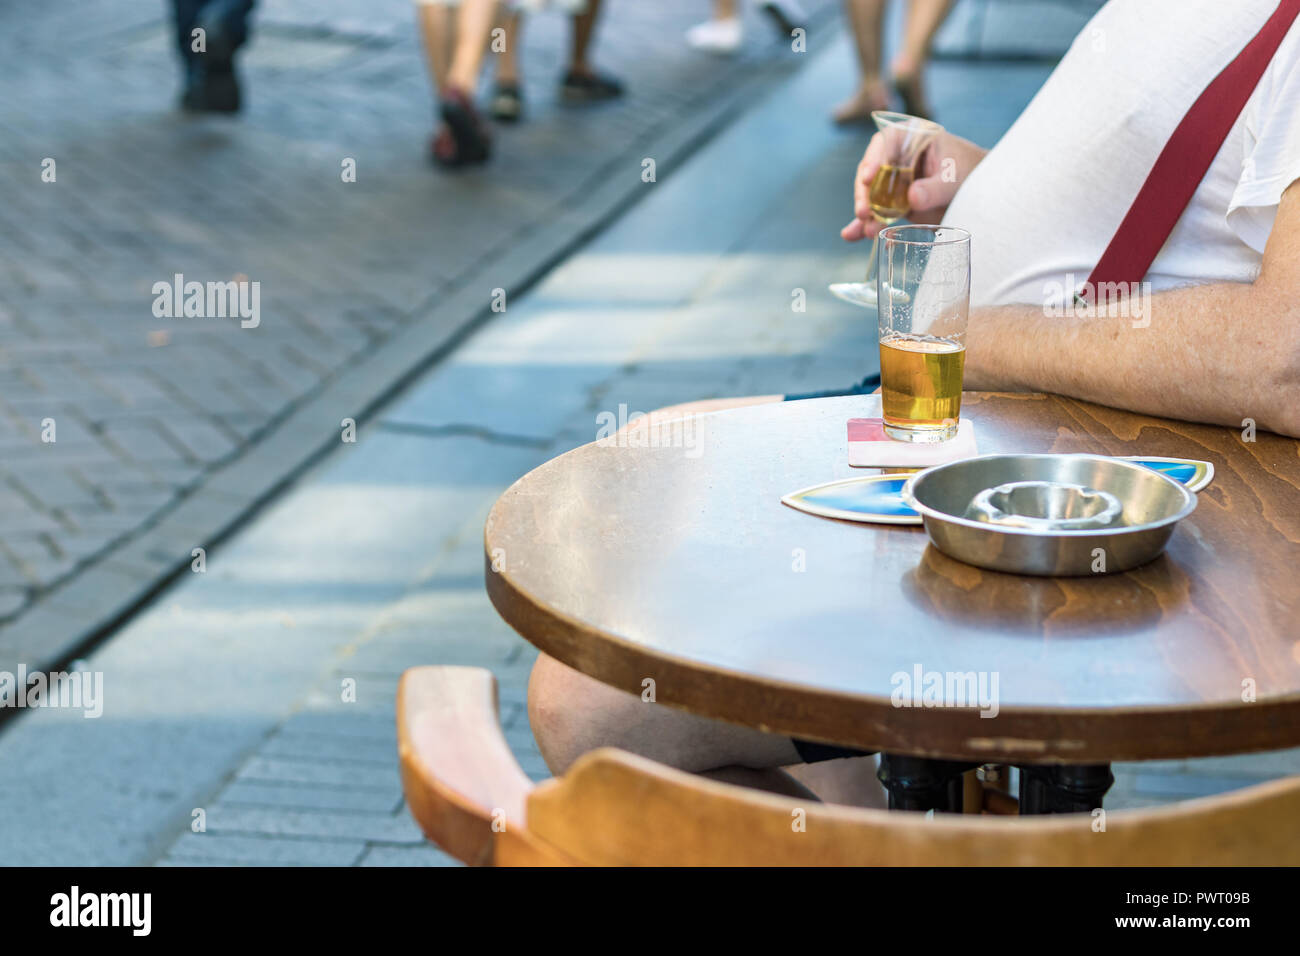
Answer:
[{"xmin": 832, "ymin": 81, "xmax": 890, "ymax": 126}]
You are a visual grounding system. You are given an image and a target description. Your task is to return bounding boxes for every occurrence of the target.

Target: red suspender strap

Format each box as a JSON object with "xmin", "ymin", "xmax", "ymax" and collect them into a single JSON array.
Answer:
[{"xmin": 1080, "ymin": 0, "xmax": 1300, "ymax": 300}]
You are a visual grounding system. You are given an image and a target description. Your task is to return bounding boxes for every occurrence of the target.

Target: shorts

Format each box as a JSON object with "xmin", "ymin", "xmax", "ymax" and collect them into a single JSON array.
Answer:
[{"xmin": 793, "ymin": 739, "xmax": 875, "ymax": 763}]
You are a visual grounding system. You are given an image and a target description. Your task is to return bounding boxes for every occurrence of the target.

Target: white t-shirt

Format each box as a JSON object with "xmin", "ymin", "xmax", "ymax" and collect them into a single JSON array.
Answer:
[{"xmin": 943, "ymin": 0, "xmax": 1300, "ymax": 309}]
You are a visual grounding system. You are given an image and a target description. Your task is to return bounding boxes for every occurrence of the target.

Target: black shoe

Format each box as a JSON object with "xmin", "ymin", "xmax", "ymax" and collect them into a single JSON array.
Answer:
[
  {"xmin": 489, "ymin": 82, "xmax": 524, "ymax": 123},
  {"xmin": 181, "ymin": 64, "xmax": 242, "ymax": 112},
  {"xmin": 759, "ymin": 0, "xmax": 807, "ymax": 37},
  {"xmin": 559, "ymin": 69, "xmax": 624, "ymax": 104}
]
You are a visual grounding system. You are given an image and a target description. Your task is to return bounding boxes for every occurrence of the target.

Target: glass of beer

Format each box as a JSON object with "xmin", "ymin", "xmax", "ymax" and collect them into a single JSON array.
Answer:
[
  {"xmin": 877, "ymin": 224, "xmax": 971, "ymax": 442},
  {"xmin": 829, "ymin": 111, "xmax": 943, "ymax": 309}
]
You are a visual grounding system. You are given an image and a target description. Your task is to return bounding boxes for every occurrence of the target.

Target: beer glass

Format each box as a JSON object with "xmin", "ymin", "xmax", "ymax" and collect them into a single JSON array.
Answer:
[
  {"xmin": 830, "ymin": 111, "xmax": 943, "ymax": 309},
  {"xmin": 877, "ymin": 224, "xmax": 971, "ymax": 442}
]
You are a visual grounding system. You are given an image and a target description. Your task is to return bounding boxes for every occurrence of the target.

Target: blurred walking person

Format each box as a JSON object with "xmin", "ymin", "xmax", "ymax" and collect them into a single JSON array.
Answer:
[
  {"xmin": 417, "ymin": 0, "xmax": 498, "ymax": 166},
  {"xmin": 171, "ymin": 0, "xmax": 256, "ymax": 112},
  {"xmin": 834, "ymin": 0, "xmax": 953, "ymax": 124},
  {"xmin": 416, "ymin": 0, "xmax": 623, "ymax": 168},
  {"xmin": 687, "ymin": 0, "xmax": 807, "ymax": 54}
]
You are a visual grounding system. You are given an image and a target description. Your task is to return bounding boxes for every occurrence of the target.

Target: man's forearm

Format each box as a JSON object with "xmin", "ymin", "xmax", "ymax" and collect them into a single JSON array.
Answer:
[{"xmin": 964, "ymin": 281, "xmax": 1300, "ymax": 437}]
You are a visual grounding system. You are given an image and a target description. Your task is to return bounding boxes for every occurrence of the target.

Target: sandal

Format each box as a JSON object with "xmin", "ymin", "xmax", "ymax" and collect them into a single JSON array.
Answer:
[
  {"xmin": 432, "ymin": 87, "xmax": 491, "ymax": 168},
  {"xmin": 490, "ymin": 82, "xmax": 524, "ymax": 123},
  {"xmin": 560, "ymin": 69, "xmax": 624, "ymax": 103},
  {"xmin": 831, "ymin": 83, "xmax": 890, "ymax": 126},
  {"xmin": 892, "ymin": 72, "xmax": 932, "ymax": 121}
]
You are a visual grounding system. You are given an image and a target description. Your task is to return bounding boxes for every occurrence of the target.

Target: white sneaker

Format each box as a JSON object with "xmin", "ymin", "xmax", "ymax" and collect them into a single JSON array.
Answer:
[
  {"xmin": 686, "ymin": 17, "xmax": 744, "ymax": 55},
  {"xmin": 759, "ymin": 0, "xmax": 807, "ymax": 36}
]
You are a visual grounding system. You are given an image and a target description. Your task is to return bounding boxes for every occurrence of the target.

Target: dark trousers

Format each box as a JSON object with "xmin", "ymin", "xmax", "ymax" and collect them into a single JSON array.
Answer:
[
  {"xmin": 784, "ymin": 371, "xmax": 881, "ymax": 403},
  {"xmin": 171, "ymin": 0, "xmax": 256, "ymax": 65}
]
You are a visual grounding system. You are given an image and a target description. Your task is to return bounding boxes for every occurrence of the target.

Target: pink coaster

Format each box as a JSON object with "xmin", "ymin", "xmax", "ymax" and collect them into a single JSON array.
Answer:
[{"xmin": 848, "ymin": 417, "xmax": 978, "ymax": 467}]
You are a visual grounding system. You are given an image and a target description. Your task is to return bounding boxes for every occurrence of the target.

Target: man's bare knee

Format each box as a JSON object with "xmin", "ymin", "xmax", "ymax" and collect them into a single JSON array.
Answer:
[
  {"xmin": 527, "ymin": 652, "xmax": 800, "ymax": 777},
  {"xmin": 527, "ymin": 652, "xmax": 641, "ymax": 775}
]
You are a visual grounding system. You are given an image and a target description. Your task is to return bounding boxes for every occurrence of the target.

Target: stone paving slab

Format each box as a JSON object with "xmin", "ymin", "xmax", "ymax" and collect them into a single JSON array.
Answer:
[
  {"xmin": 236, "ymin": 754, "xmax": 404, "ymax": 792},
  {"xmin": 218, "ymin": 779, "xmax": 404, "ymax": 813},
  {"xmin": 357, "ymin": 844, "xmax": 464, "ymax": 867},
  {"xmin": 165, "ymin": 833, "xmax": 369, "ymax": 866}
]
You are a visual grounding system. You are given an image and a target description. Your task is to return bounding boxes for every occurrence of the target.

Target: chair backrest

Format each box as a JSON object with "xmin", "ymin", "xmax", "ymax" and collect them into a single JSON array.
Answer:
[
  {"xmin": 398, "ymin": 667, "xmax": 1300, "ymax": 866},
  {"xmin": 519, "ymin": 749, "xmax": 1300, "ymax": 866},
  {"xmin": 397, "ymin": 666, "xmax": 538, "ymax": 865}
]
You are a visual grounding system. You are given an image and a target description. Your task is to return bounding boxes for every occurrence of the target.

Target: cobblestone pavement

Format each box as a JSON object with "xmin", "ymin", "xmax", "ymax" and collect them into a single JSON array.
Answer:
[{"xmin": 0, "ymin": 0, "xmax": 844, "ymax": 663}]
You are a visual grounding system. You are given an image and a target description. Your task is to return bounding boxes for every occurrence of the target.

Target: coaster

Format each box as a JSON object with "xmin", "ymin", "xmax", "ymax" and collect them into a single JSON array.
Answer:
[
  {"xmin": 1126, "ymin": 456, "xmax": 1215, "ymax": 493},
  {"xmin": 782, "ymin": 474, "xmax": 922, "ymax": 525},
  {"xmin": 848, "ymin": 417, "xmax": 978, "ymax": 468}
]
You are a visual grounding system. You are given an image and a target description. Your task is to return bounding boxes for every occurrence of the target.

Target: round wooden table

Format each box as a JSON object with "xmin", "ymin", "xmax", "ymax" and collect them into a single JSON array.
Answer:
[{"xmin": 485, "ymin": 393, "xmax": 1300, "ymax": 809}]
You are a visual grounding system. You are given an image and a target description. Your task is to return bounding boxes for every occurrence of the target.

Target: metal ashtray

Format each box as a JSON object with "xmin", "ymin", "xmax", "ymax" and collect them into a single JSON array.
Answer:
[{"xmin": 902, "ymin": 454, "xmax": 1197, "ymax": 576}]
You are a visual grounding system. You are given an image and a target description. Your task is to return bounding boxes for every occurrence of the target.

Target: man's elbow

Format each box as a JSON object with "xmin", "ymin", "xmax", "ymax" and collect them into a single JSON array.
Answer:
[
  {"xmin": 1236, "ymin": 275, "xmax": 1300, "ymax": 437},
  {"xmin": 1268, "ymin": 387, "xmax": 1300, "ymax": 439},
  {"xmin": 1258, "ymin": 337, "xmax": 1300, "ymax": 438}
]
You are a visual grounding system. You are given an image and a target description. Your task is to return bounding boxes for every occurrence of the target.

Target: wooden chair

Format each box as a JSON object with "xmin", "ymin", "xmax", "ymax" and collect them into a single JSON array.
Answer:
[{"xmin": 397, "ymin": 666, "xmax": 1300, "ymax": 866}]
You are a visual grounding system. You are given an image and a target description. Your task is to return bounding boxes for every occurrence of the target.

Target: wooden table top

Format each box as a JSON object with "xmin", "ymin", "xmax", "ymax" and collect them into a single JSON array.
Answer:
[{"xmin": 485, "ymin": 393, "xmax": 1300, "ymax": 763}]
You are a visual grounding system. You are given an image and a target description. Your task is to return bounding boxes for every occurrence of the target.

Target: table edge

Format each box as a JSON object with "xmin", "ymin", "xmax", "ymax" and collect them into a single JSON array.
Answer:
[
  {"xmin": 483, "ymin": 517, "xmax": 1300, "ymax": 764},
  {"xmin": 482, "ymin": 394, "xmax": 1300, "ymax": 763}
]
